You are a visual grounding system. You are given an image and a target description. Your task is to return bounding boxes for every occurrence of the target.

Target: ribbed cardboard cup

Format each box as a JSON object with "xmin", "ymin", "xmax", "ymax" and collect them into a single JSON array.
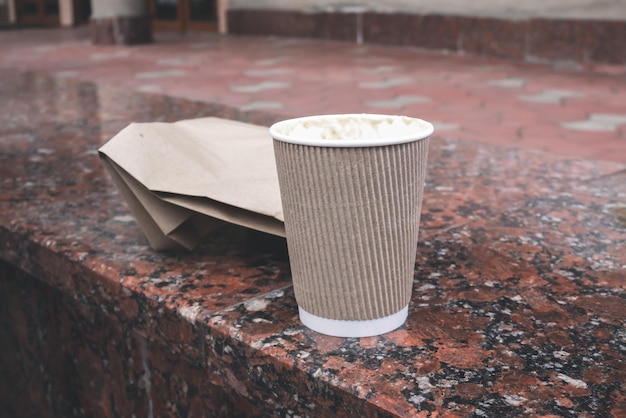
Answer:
[{"xmin": 270, "ymin": 114, "xmax": 433, "ymax": 338}]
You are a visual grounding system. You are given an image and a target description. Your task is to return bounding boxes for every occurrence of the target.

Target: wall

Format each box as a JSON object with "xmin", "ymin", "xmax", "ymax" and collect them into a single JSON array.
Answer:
[
  {"xmin": 227, "ymin": 0, "xmax": 626, "ymax": 64},
  {"xmin": 227, "ymin": 0, "xmax": 626, "ymax": 21}
]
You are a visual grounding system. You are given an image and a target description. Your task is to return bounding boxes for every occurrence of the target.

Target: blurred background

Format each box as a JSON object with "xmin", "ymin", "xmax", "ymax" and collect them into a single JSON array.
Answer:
[{"xmin": 1, "ymin": 0, "xmax": 625, "ymax": 64}]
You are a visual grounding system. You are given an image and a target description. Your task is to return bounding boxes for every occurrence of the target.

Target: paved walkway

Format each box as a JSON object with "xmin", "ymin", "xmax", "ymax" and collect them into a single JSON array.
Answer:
[{"xmin": 1, "ymin": 27, "xmax": 625, "ymax": 162}]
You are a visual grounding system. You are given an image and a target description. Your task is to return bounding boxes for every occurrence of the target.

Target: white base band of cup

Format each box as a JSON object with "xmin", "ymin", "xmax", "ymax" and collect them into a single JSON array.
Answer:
[{"xmin": 298, "ymin": 305, "xmax": 409, "ymax": 338}]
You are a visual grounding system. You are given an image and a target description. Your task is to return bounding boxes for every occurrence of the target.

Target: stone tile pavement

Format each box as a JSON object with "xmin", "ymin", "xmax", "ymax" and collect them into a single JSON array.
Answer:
[{"xmin": 1, "ymin": 27, "xmax": 625, "ymax": 162}]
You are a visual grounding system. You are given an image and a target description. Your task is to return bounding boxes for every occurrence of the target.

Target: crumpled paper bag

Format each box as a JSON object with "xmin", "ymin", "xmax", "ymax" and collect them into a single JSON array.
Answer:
[{"xmin": 99, "ymin": 117, "xmax": 285, "ymax": 251}]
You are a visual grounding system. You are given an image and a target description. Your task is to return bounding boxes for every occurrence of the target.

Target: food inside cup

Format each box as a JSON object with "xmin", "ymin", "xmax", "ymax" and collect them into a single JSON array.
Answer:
[{"xmin": 270, "ymin": 114, "xmax": 434, "ymax": 147}]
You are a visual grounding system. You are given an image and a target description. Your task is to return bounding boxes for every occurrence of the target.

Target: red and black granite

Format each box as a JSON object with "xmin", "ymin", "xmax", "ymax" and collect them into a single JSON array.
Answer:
[{"xmin": 1, "ymin": 69, "xmax": 625, "ymax": 417}]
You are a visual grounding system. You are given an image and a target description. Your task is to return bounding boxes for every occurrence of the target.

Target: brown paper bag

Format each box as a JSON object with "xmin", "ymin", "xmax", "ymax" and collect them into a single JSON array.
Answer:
[{"xmin": 98, "ymin": 117, "xmax": 285, "ymax": 251}]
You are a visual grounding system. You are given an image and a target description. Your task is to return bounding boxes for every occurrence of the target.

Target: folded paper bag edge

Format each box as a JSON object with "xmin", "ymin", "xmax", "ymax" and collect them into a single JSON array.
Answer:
[
  {"xmin": 98, "ymin": 117, "xmax": 286, "ymax": 251},
  {"xmin": 160, "ymin": 193, "xmax": 286, "ymax": 239},
  {"xmin": 99, "ymin": 153, "xmax": 189, "ymax": 251}
]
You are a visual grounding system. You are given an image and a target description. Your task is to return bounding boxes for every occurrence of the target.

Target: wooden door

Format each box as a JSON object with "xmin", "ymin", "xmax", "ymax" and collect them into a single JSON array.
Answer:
[
  {"xmin": 17, "ymin": 0, "xmax": 60, "ymax": 25},
  {"xmin": 150, "ymin": 0, "xmax": 217, "ymax": 32}
]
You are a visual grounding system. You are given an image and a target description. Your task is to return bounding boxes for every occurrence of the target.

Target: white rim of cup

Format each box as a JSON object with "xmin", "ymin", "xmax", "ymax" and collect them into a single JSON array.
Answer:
[
  {"xmin": 269, "ymin": 114, "xmax": 434, "ymax": 148},
  {"xmin": 298, "ymin": 306, "xmax": 409, "ymax": 338}
]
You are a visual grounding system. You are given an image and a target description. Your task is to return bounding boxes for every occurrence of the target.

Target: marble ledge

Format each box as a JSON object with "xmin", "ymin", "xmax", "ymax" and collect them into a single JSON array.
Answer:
[{"xmin": 1, "ymin": 69, "xmax": 625, "ymax": 417}]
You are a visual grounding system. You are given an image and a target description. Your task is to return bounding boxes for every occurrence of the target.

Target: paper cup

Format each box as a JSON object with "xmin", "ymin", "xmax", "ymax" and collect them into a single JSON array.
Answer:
[{"xmin": 270, "ymin": 114, "xmax": 433, "ymax": 337}]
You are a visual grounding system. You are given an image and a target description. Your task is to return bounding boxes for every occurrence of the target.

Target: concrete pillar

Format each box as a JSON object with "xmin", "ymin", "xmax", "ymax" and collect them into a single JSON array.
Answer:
[
  {"xmin": 59, "ymin": 0, "xmax": 73, "ymax": 26},
  {"xmin": 6, "ymin": 0, "xmax": 16, "ymax": 24},
  {"xmin": 218, "ymin": 0, "xmax": 228, "ymax": 33},
  {"xmin": 91, "ymin": 0, "xmax": 152, "ymax": 45}
]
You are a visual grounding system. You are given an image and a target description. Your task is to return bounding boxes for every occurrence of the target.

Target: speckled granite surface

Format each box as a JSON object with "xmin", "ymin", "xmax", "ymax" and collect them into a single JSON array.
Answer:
[{"xmin": 1, "ymin": 69, "xmax": 625, "ymax": 417}]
